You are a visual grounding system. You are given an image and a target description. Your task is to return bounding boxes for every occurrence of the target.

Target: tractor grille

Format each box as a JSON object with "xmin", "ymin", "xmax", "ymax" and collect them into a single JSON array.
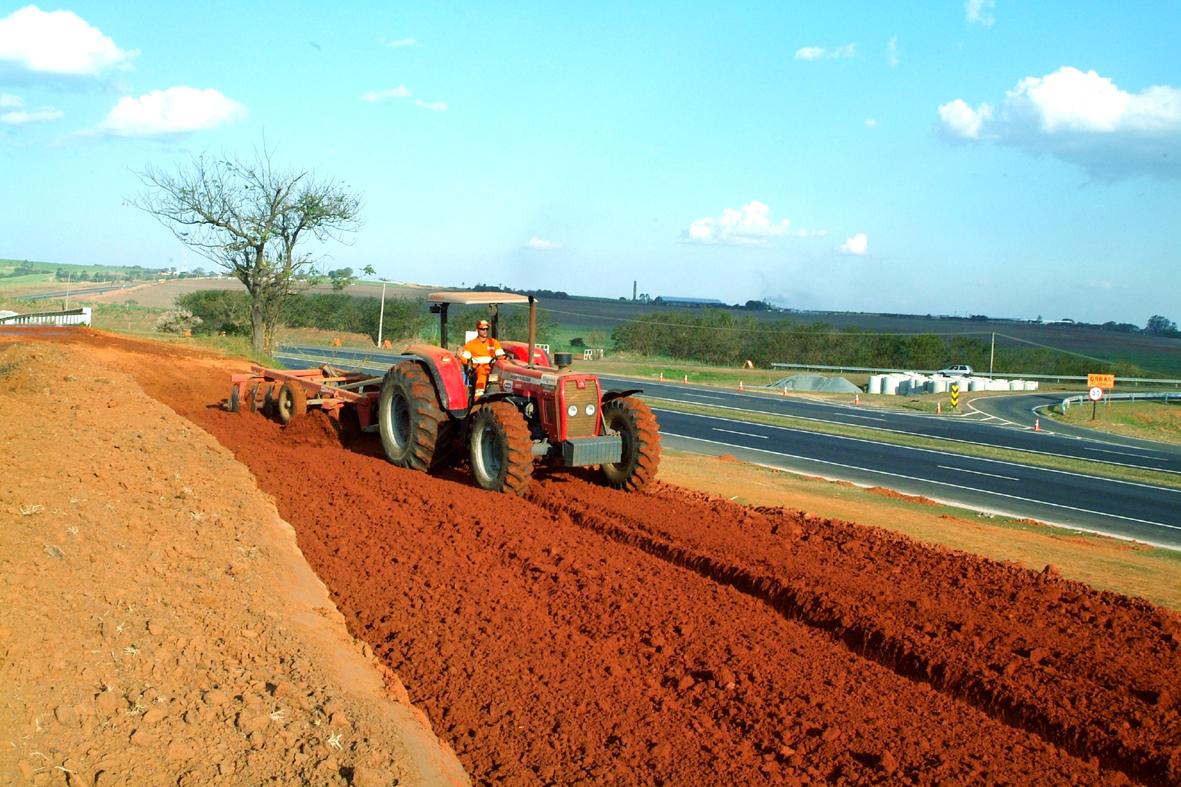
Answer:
[{"xmin": 562, "ymin": 378, "xmax": 600, "ymax": 438}]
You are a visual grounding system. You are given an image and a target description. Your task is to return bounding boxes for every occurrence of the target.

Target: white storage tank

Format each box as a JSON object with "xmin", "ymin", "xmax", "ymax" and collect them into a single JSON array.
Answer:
[
  {"xmin": 1009, "ymin": 379, "xmax": 1024, "ymax": 391},
  {"xmin": 931, "ymin": 378, "xmax": 949, "ymax": 394},
  {"xmin": 968, "ymin": 377, "xmax": 987, "ymax": 392},
  {"xmin": 868, "ymin": 374, "xmax": 884, "ymax": 395}
]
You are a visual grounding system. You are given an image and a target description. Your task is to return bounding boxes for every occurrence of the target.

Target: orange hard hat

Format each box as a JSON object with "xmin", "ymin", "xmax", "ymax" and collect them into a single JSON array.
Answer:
[{"xmin": 477, "ymin": 319, "xmax": 490, "ymax": 328}]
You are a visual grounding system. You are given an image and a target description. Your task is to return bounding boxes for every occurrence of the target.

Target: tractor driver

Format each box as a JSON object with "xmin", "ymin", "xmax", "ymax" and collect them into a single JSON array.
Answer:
[{"xmin": 460, "ymin": 319, "xmax": 505, "ymax": 398}]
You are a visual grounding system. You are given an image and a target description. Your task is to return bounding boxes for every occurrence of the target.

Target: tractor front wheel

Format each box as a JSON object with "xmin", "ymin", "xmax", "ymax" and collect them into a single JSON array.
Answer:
[
  {"xmin": 379, "ymin": 361, "xmax": 454, "ymax": 472},
  {"xmin": 469, "ymin": 401, "xmax": 533, "ymax": 494},
  {"xmin": 599, "ymin": 397, "xmax": 661, "ymax": 491}
]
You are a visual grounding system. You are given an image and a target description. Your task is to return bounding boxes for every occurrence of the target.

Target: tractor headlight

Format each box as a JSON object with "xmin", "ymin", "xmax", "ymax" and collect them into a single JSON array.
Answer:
[
  {"xmin": 584, "ymin": 404, "xmax": 596, "ymax": 416},
  {"xmin": 567, "ymin": 404, "xmax": 578, "ymax": 417}
]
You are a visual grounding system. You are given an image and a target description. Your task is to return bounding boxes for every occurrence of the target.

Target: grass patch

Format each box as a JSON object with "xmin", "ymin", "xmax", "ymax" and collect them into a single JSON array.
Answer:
[{"xmin": 1051, "ymin": 399, "xmax": 1181, "ymax": 446}]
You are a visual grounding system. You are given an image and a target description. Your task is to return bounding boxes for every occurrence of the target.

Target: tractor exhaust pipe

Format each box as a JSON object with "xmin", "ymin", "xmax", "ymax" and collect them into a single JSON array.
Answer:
[{"xmin": 527, "ymin": 295, "xmax": 537, "ymax": 369}]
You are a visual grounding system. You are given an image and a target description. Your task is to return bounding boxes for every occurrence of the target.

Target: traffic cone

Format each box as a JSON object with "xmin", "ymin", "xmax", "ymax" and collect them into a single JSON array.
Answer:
[
  {"xmin": 783, "ymin": 386, "xmax": 788, "ymax": 396},
  {"xmin": 937, "ymin": 402, "xmax": 942, "ymax": 414},
  {"xmin": 854, "ymin": 393, "xmax": 860, "ymax": 405},
  {"xmin": 659, "ymin": 372, "xmax": 664, "ymax": 382},
  {"xmin": 739, "ymin": 381, "xmax": 744, "ymax": 391},
  {"xmin": 1034, "ymin": 418, "xmax": 1041, "ymax": 432},
  {"xmin": 683, "ymin": 374, "xmax": 688, "ymax": 384}
]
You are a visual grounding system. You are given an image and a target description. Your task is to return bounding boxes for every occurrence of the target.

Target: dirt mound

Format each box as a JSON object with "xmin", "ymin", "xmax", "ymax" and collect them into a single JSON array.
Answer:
[
  {"xmin": 5, "ymin": 328, "xmax": 1180, "ymax": 785},
  {"xmin": 0, "ymin": 335, "xmax": 467, "ymax": 786}
]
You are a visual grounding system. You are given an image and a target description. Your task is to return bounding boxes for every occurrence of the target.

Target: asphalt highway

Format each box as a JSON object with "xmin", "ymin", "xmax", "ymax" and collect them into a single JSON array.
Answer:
[{"xmin": 278, "ymin": 345, "xmax": 1181, "ymax": 548}]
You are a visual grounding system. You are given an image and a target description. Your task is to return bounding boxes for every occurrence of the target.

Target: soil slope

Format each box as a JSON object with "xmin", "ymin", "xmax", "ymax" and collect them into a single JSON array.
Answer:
[{"xmin": 5, "ymin": 328, "xmax": 1181, "ymax": 786}]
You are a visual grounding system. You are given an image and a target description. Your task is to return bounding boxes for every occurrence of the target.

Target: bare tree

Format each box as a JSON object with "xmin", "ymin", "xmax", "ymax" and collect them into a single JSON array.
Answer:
[{"xmin": 132, "ymin": 149, "xmax": 361, "ymax": 353}]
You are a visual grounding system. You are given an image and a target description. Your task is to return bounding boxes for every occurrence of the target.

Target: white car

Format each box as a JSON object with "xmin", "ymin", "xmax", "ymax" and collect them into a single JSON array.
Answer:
[{"xmin": 937, "ymin": 364, "xmax": 973, "ymax": 377}]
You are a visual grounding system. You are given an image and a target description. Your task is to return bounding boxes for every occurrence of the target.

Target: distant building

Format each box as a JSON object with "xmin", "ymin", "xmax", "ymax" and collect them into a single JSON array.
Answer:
[{"xmin": 654, "ymin": 296, "xmax": 727, "ymax": 307}]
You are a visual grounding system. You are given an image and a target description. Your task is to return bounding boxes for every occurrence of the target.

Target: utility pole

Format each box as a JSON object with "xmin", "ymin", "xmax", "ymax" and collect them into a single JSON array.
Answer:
[
  {"xmin": 989, "ymin": 332, "xmax": 995, "ymax": 377},
  {"xmin": 377, "ymin": 281, "xmax": 387, "ymax": 347},
  {"xmin": 64, "ymin": 271, "xmax": 72, "ymax": 310}
]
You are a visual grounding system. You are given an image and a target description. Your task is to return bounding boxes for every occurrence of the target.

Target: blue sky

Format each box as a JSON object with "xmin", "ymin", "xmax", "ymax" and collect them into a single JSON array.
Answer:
[{"xmin": 2, "ymin": 1, "xmax": 1178, "ymax": 325}]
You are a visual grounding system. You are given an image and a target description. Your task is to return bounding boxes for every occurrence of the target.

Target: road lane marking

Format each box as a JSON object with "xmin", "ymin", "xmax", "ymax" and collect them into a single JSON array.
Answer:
[
  {"xmin": 712, "ymin": 428, "xmax": 768, "ymax": 439},
  {"xmin": 938, "ymin": 465, "xmax": 1019, "ymax": 481},
  {"xmin": 843, "ymin": 414, "xmax": 887, "ymax": 421},
  {"xmin": 1083, "ymin": 446, "xmax": 1167, "ymax": 461}
]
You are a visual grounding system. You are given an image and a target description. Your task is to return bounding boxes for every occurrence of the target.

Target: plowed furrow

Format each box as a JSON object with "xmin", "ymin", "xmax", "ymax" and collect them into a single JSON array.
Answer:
[{"xmin": 536, "ymin": 478, "xmax": 1181, "ymax": 784}]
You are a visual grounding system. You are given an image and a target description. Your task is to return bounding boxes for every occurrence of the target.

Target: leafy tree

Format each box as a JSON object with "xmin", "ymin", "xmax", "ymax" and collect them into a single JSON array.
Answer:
[
  {"xmin": 1145, "ymin": 315, "xmax": 1178, "ymax": 336},
  {"xmin": 133, "ymin": 149, "xmax": 361, "ymax": 352},
  {"xmin": 327, "ymin": 267, "xmax": 355, "ymax": 290}
]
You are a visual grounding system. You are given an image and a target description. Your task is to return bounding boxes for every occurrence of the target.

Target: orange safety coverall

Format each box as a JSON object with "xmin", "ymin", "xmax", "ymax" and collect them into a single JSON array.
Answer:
[{"xmin": 461, "ymin": 335, "xmax": 505, "ymax": 396}]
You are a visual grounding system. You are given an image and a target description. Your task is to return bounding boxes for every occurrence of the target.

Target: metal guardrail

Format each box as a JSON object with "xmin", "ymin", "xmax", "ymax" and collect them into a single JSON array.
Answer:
[
  {"xmin": 0, "ymin": 307, "xmax": 92, "ymax": 326},
  {"xmin": 770, "ymin": 362, "xmax": 1181, "ymax": 388},
  {"xmin": 1060, "ymin": 391, "xmax": 1181, "ymax": 412}
]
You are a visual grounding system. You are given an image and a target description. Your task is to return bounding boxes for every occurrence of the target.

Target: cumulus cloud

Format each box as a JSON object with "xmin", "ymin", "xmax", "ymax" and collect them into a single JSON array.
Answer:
[
  {"xmin": 965, "ymin": 0, "xmax": 996, "ymax": 27},
  {"xmin": 93, "ymin": 87, "xmax": 246, "ymax": 137},
  {"xmin": 794, "ymin": 43, "xmax": 856, "ymax": 61},
  {"xmin": 683, "ymin": 201, "xmax": 811, "ymax": 246},
  {"xmin": 361, "ymin": 85, "xmax": 411, "ymax": 102},
  {"xmin": 0, "ymin": 93, "xmax": 61, "ymax": 124},
  {"xmin": 938, "ymin": 66, "xmax": 1181, "ymax": 178},
  {"xmin": 414, "ymin": 99, "xmax": 447, "ymax": 112},
  {"xmin": 387, "ymin": 37, "xmax": 419, "ymax": 48},
  {"xmin": 0, "ymin": 5, "xmax": 135, "ymax": 76},
  {"xmin": 525, "ymin": 236, "xmax": 561, "ymax": 250},
  {"xmin": 864, "ymin": 118, "xmax": 878, "ymax": 129},
  {"xmin": 838, "ymin": 233, "xmax": 868, "ymax": 255},
  {"xmin": 887, "ymin": 36, "xmax": 899, "ymax": 68}
]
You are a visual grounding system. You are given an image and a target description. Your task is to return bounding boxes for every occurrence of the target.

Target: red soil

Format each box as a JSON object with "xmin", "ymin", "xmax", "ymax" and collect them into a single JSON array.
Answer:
[{"xmin": 18, "ymin": 330, "xmax": 1181, "ymax": 784}]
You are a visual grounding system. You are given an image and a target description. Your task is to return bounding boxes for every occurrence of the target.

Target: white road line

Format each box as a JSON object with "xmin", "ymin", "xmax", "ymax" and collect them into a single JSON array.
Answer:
[
  {"xmin": 939, "ymin": 465, "xmax": 1019, "ymax": 481},
  {"xmin": 843, "ymin": 413, "xmax": 887, "ymax": 421},
  {"xmin": 712, "ymin": 428, "xmax": 768, "ymax": 439},
  {"xmin": 1084, "ymin": 446, "xmax": 1166, "ymax": 460},
  {"xmin": 661, "ymin": 430, "xmax": 1181, "ymax": 533}
]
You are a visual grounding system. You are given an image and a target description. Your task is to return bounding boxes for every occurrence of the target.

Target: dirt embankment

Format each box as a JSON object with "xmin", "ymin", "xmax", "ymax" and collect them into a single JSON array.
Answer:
[{"xmin": 4, "ymin": 328, "xmax": 1181, "ymax": 785}]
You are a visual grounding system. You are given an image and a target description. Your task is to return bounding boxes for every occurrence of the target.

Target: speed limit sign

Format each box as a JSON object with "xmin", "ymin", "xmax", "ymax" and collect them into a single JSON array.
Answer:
[{"xmin": 1088, "ymin": 386, "xmax": 1103, "ymax": 401}]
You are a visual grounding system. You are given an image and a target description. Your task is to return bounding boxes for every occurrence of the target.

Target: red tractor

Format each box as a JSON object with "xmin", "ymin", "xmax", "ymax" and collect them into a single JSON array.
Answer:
[{"xmin": 377, "ymin": 291, "xmax": 660, "ymax": 494}]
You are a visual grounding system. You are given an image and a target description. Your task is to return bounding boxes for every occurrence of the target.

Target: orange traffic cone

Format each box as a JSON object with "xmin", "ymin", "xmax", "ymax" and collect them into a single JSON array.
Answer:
[
  {"xmin": 937, "ymin": 402, "xmax": 942, "ymax": 414},
  {"xmin": 854, "ymin": 393, "xmax": 860, "ymax": 405},
  {"xmin": 659, "ymin": 372, "xmax": 664, "ymax": 381},
  {"xmin": 739, "ymin": 381, "xmax": 744, "ymax": 391},
  {"xmin": 683, "ymin": 374, "xmax": 688, "ymax": 384},
  {"xmin": 1034, "ymin": 418, "xmax": 1041, "ymax": 432},
  {"xmin": 783, "ymin": 386, "xmax": 788, "ymax": 396}
]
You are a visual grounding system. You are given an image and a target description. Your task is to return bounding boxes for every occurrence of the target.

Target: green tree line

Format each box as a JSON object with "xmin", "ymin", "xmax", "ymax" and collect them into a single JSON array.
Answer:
[
  {"xmin": 176, "ymin": 290, "xmax": 431, "ymax": 344},
  {"xmin": 611, "ymin": 310, "xmax": 1142, "ymax": 377}
]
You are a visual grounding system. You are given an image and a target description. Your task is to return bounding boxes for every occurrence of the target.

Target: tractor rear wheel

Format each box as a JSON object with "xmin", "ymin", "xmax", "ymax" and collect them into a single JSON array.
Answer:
[
  {"xmin": 277, "ymin": 381, "xmax": 308, "ymax": 424},
  {"xmin": 379, "ymin": 361, "xmax": 454, "ymax": 472},
  {"xmin": 599, "ymin": 397, "xmax": 660, "ymax": 491},
  {"xmin": 468, "ymin": 401, "xmax": 533, "ymax": 494}
]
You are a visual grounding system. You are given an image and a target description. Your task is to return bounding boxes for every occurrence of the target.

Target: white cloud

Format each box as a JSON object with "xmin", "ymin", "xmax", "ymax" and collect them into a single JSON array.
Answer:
[
  {"xmin": 887, "ymin": 36, "xmax": 899, "ymax": 68},
  {"xmin": 0, "ymin": 92, "xmax": 20, "ymax": 108},
  {"xmin": 838, "ymin": 233, "xmax": 868, "ymax": 255},
  {"xmin": 525, "ymin": 236, "xmax": 561, "ymax": 250},
  {"xmin": 684, "ymin": 201, "xmax": 806, "ymax": 246},
  {"xmin": 361, "ymin": 85, "xmax": 411, "ymax": 102},
  {"xmin": 965, "ymin": 0, "xmax": 996, "ymax": 27},
  {"xmin": 864, "ymin": 118, "xmax": 878, "ymax": 128},
  {"xmin": 937, "ymin": 98, "xmax": 993, "ymax": 139},
  {"xmin": 414, "ymin": 99, "xmax": 447, "ymax": 112},
  {"xmin": 938, "ymin": 67, "xmax": 1181, "ymax": 178},
  {"xmin": 387, "ymin": 37, "xmax": 419, "ymax": 48},
  {"xmin": 94, "ymin": 87, "xmax": 246, "ymax": 137},
  {"xmin": 795, "ymin": 43, "xmax": 856, "ymax": 61},
  {"xmin": 0, "ymin": 5, "xmax": 135, "ymax": 76},
  {"xmin": 1, "ymin": 91, "xmax": 64, "ymax": 124}
]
